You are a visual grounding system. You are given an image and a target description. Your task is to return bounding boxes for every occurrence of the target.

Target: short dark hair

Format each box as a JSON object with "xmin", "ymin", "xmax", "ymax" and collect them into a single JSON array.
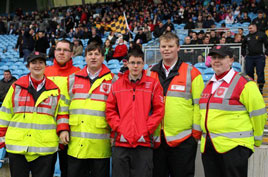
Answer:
[
  {"xmin": 4, "ymin": 70, "xmax": 11, "ymax": 74},
  {"xmin": 56, "ymin": 39, "xmax": 73, "ymax": 52},
  {"xmin": 127, "ymin": 48, "xmax": 144, "ymax": 61},
  {"xmin": 85, "ymin": 42, "xmax": 104, "ymax": 56}
]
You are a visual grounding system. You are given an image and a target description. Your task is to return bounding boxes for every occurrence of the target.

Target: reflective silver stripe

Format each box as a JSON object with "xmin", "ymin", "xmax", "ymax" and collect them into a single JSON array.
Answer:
[
  {"xmin": 222, "ymin": 74, "xmax": 241, "ymax": 105},
  {"xmin": 166, "ymin": 129, "xmax": 192, "ymax": 142},
  {"xmin": 57, "ymin": 119, "xmax": 69, "ymax": 124},
  {"xmin": 60, "ymin": 94, "xmax": 70, "ymax": 105},
  {"xmin": 137, "ymin": 136, "xmax": 146, "ymax": 142},
  {"xmin": 193, "ymin": 98, "xmax": 199, "ymax": 104},
  {"xmin": 58, "ymin": 106, "xmax": 69, "ymax": 113},
  {"xmin": 166, "ymin": 91, "xmax": 192, "ymax": 100},
  {"xmin": 68, "ymin": 74, "xmax": 75, "ymax": 99},
  {"xmin": 13, "ymin": 106, "xmax": 54, "ymax": 115},
  {"xmin": 0, "ymin": 137, "xmax": 5, "ymax": 143},
  {"xmin": 112, "ymin": 75, "xmax": 119, "ymax": 83},
  {"xmin": 70, "ymin": 109, "xmax": 105, "ymax": 117},
  {"xmin": 185, "ymin": 64, "xmax": 192, "ymax": 93},
  {"xmin": 204, "ymin": 131, "xmax": 253, "ymax": 139},
  {"xmin": 0, "ymin": 119, "xmax": 10, "ymax": 126},
  {"xmin": 73, "ymin": 93, "xmax": 107, "ymax": 101},
  {"xmin": 120, "ymin": 134, "xmax": 127, "ymax": 142},
  {"xmin": 6, "ymin": 144, "xmax": 58, "ymax": 153},
  {"xmin": 9, "ymin": 121, "xmax": 56, "ymax": 130},
  {"xmin": 71, "ymin": 131, "xmax": 110, "ymax": 139},
  {"xmin": 0, "ymin": 106, "xmax": 12, "ymax": 114},
  {"xmin": 14, "ymin": 86, "xmax": 21, "ymax": 107},
  {"xmin": 254, "ymin": 135, "xmax": 263, "ymax": 141},
  {"xmin": 154, "ymin": 136, "xmax": 160, "ymax": 142},
  {"xmin": 200, "ymin": 103, "xmax": 246, "ymax": 111},
  {"xmin": 192, "ymin": 124, "xmax": 201, "ymax": 131},
  {"xmin": 249, "ymin": 108, "xmax": 267, "ymax": 118}
]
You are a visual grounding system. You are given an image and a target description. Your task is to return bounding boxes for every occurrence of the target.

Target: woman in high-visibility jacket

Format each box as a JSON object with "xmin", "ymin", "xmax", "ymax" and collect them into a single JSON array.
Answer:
[
  {"xmin": 199, "ymin": 45, "xmax": 266, "ymax": 177},
  {"xmin": 0, "ymin": 51, "xmax": 68, "ymax": 177}
]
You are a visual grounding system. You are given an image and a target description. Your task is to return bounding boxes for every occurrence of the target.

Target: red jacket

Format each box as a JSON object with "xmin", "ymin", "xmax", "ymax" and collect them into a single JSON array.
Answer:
[
  {"xmin": 44, "ymin": 59, "xmax": 80, "ymax": 77},
  {"xmin": 106, "ymin": 70, "xmax": 165, "ymax": 148},
  {"xmin": 112, "ymin": 44, "xmax": 128, "ymax": 58}
]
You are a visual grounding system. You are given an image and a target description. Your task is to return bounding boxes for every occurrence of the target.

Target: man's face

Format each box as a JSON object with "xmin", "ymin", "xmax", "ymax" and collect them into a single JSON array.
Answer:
[
  {"xmin": 248, "ymin": 25, "xmax": 257, "ymax": 34},
  {"xmin": 86, "ymin": 49, "xmax": 104, "ymax": 72},
  {"xmin": 160, "ymin": 39, "xmax": 180, "ymax": 62},
  {"xmin": 54, "ymin": 42, "xmax": 73, "ymax": 66},
  {"xmin": 127, "ymin": 56, "xmax": 144, "ymax": 78},
  {"xmin": 3, "ymin": 72, "xmax": 11, "ymax": 81}
]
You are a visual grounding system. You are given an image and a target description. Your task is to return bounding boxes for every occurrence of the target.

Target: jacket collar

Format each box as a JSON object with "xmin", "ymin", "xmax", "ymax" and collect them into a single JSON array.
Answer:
[
  {"xmin": 15, "ymin": 74, "xmax": 58, "ymax": 90},
  {"xmin": 151, "ymin": 59, "xmax": 182, "ymax": 76},
  {"xmin": 122, "ymin": 70, "xmax": 146, "ymax": 84},
  {"xmin": 75, "ymin": 64, "xmax": 111, "ymax": 78},
  {"xmin": 53, "ymin": 58, "xmax": 74, "ymax": 70}
]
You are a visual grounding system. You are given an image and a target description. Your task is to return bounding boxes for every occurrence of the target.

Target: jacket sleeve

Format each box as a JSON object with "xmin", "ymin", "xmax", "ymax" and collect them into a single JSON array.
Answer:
[
  {"xmin": 240, "ymin": 81, "xmax": 267, "ymax": 146},
  {"xmin": 147, "ymin": 80, "xmax": 165, "ymax": 135},
  {"xmin": 191, "ymin": 67, "xmax": 205, "ymax": 140},
  {"xmin": 0, "ymin": 85, "xmax": 15, "ymax": 148},
  {"xmin": 105, "ymin": 84, "xmax": 121, "ymax": 133},
  {"xmin": 55, "ymin": 78, "xmax": 70, "ymax": 135}
]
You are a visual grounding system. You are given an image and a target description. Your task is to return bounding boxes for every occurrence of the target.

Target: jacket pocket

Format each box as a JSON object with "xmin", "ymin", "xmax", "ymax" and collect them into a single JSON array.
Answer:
[
  {"xmin": 95, "ymin": 119, "xmax": 109, "ymax": 129},
  {"xmin": 5, "ymin": 129, "xmax": 25, "ymax": 141},
  {"xmin": 69, "ymin": 117, "xmax": 80, "ymax": 126}
]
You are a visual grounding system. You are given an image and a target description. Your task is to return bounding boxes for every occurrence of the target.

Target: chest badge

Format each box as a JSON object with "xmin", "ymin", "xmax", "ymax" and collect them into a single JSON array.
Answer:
[
  {"xmin": 100, "ymin": 83, "xmax": 111, "ymax": 94},
  {"xmin": 171, "ymin": 85, "xmax": 185, "ymax": 91},
  {"xmin": 214, "ymin": 87, "xmax": 228, "ymax": 98}
]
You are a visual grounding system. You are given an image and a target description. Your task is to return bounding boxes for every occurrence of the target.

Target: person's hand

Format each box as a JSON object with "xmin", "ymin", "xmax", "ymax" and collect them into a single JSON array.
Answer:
[{"xmin": 60, "ymin": 131, "xmax": 69, "ymax": 145}]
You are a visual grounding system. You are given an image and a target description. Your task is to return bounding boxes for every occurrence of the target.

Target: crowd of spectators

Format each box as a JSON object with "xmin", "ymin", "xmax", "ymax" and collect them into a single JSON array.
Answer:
[{"xmin": 0, "ymin": 0, "xmax": 267, "ymax": 62}]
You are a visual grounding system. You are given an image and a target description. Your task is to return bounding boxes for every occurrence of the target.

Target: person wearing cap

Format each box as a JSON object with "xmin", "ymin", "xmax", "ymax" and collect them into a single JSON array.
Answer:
[
  {"xmin": 199, "ymin": 45, "xmax": 266, "ymax": 177},
  {"xmin": 134, "ymin": 27, "xmax": 147, "ymax": 45},
  {"xmin": 119, "ymin": 59, "xmax": 129, "ymax": 74},
  {"xmin": 0, "ymin": 51, "xmax": 68, "ymax": 177},
  {"xmin": 44, "ymin": 39, "xmax": 80, "ymax": 177},
  {"xmin": 242, "ymin": 23, "xmax": 268, "ymax": 94},
  {"xmin": 106, "ymin": 48, "xmax": 164, "ymax": 177},
  {"xmin": 146, "ymin": 32, "xmax": 204, "ymax": 177}
]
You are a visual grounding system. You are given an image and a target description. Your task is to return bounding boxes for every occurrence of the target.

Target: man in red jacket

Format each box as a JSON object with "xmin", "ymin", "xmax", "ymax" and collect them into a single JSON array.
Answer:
[
  {"xmin": 44, "ymin": 39, "xmax": 80, "ymax": 177},
  {"xmin": 106, "ymin": 48, "xmax": 165, "ymax": 177}
]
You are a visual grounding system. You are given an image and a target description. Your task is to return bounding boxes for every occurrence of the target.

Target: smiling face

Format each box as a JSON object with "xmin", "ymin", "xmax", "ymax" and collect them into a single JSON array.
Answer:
[
  {"xmin": 160, "ymin": 39, "xmax": 180, "ymax": 65},
  {"xmin": 54, "ymin": 41, "xmax": 73, "ymax": 66},
  {"xmin": 28, "ymin": 59, "xmax": 46, "ymax": 80},
  {"xmin": 86, "ymin": 49, "xmax": 104, "ymax": 73},
  {"xmin": 211, "ymin": 54, "xmax": 234, "ymax": 75}
]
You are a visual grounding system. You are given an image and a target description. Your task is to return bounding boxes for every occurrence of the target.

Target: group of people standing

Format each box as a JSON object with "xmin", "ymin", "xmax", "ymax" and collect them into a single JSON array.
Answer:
[{"xmin": 0, "ymin": 31, "xmax": 266, "ymax": 177}]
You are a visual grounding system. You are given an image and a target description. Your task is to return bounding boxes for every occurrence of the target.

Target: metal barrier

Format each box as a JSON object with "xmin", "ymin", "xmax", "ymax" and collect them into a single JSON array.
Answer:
[{"xmin": 143, "ymin": 43, "xmax": 242, "ymax": 66}]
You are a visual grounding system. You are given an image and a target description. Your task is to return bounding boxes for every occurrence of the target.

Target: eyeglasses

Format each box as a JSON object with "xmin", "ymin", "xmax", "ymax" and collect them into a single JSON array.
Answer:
[
  {"xmin": 55, "ymin": 48, "xmax": 71, "ymax": 52},
  {"xmin": 129, "ymin": 61, "xmax": 144, "ymax": 66}
]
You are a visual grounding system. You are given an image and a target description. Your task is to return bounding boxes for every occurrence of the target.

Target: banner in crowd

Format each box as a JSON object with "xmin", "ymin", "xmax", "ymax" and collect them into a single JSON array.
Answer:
[{"xmin": 110, "ymin": 15, "xmax": 128, "ymax": 34}]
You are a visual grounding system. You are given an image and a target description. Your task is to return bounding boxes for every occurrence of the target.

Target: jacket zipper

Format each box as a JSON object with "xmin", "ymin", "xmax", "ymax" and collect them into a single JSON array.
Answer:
[{"xmin": 205, "ymin": 94, "xmax": 213, "ymax": 135}]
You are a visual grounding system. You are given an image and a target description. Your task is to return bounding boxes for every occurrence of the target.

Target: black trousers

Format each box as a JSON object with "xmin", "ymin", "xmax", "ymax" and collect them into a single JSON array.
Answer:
[
  {"xmin": 8, "ymin": 152, "xmax": 57, "ymax": 177},
  {"xmin": 58, "ymin": 146, "xmax": 68, "ymax": 177},
  {"xmin": 245, "ymin": 55, "xmax": 265, "ymax": 84},
  {"xmin": 112, "ymin": 146, "xmax": 153, "ymax": 177},
  {"xmin": 153, "ymin": 135, "xmax": 198, "ymax": 177},
  {"xmin": 202, "ymin": 137, "xmax": 252, "ymax": 177},
  {"xmin": 67, "ymin": 155, "xmax": 110, "ymax": 177}
]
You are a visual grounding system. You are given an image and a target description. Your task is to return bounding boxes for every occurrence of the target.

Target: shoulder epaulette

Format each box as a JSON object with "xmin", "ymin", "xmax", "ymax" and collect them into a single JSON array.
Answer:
[{"xmin": 239, "ymin": 72, "xmax": 253, "ymax": 82}]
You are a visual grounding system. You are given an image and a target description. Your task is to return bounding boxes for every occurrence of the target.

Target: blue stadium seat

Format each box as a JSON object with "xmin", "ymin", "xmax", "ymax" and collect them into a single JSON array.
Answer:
[
  {"xmin": 103, "ymin": 60, "xmax": 108, "ymax": 66},
  {"xmin": 108, "ymin": 59, "xmax": 120, "ymax": 65},
  {"xmin": 144, "ymin": 64, "xmax": 148, "ymax": 70},
  {"xmin": 194, "ymin": 62, "xmax": 207, "ymax": 70},
  {"xmin": 0, "ymin": 148, "xmax": 6, "ymax": 168},
  {"xmin": 203, "ymin": 68, "xmax": 215, "ymax": 75},
  {"xmin": 232, "ymin": 62, "xmax": 242, "ymax": 72},
  {"xmin": 202, "ymin": 74, "xmax": 213, "ymax": 83},
  {"xmin": 108, "ymin": 64, "xmax": 120, "ymax": 70},
  {"xmin": 111, "ymin": 68, "xmax": 120, "ymax": 74}
]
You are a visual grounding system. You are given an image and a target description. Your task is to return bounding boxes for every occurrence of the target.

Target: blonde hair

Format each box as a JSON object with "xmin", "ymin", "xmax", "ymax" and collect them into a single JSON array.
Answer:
[{"xmin": 159, "ymin": 32, "xmax": 180, "ymax": 46}]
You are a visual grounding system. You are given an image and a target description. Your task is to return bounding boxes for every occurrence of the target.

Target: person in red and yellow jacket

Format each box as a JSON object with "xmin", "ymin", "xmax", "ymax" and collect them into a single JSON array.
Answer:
[
  {"xmin": 106, "ymin": 48, "xmax": 165, "ymax": 177},
  {"xmin": 199, "ymin": 45, "xmax": 266, "ymax": 177},
  {"xmin": 59, "ymin": 42, "xmax": 118, "ymax": 177},
  {"xmin": 44, "ymin": 39, "xmax": 80, "ymax": 177},
  {"xmin": 0, "ymin": 51, "xmax": 68, "ymax": 177},
  {"xmin": 146, "ymin": 32, "xmax": 204, "ymax": 177}
]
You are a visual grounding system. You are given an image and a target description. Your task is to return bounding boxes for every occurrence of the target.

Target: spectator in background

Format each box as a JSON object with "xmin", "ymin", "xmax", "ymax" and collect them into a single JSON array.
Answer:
[
  {"xmin": 113, "ymin": 38, "xmax": 128, "ymax": 61},
  {"xmin": 184, "ymin": 18, "xmax": 195, "ymax": 30},
  {"xmin": 15, "ymin": 28, "xmax": 25, "ymax": 58},
  {"xmin": 238, "ymin": 28, "xmax": 245, "ymax": 40},
  {"xmin": 8, "ymin": 24, "xmax": 16, "ymax": 35},
  {"xmin": 225, "ymin": 12, "xmax": 234, "ymax": 24},
  {"xmin": 87, "ymin": 27, "xmax": 103, "ymax": 46},
  {"xmin": 82, "ymin": 27, "xmax": 91, "ymax": 39},
  {"xmin": 35, "ymin": 31, "xmax": 50, "ymax": 54},
  {"xmin": 219, "ymin": 37, "xmax": 226, "ymax": 44},
  {"xmin": 119, "ymin": 59, "xmax": 128, "ymax": 73},
  {"xmin": 241, "ymin": 12, "xmax": 251, "ymax": 23},
  {"xmin": 104, "ymin": 39, "xmax": 114, "ymax": 61},
  {"xmin": 203, "ymin": 36, "xmax": 210, "ymax": 45},
  {"xmin": 107, "ymin": 31, "xmax": 117, "ymax": 46},
  {"xmin": 72, "ymin": 39, "xmax": 83, "ymax": 57},
  {"xmin": 0, "ymin": 17, "xmax": 6, "ymax": 34},
  {"xmin": 154, "ymin": 22, "xmax": 165, "ymax": 38},
  {"xmin": 225, "ymin": 31, "xmax": 234, "ymax": 43},
  {"xmin": 196, "ymin": 15, "xmax": 204, "ymax": 29},
  {"xmin": 163, "ymin": 18, "xmax": 174, "ymax": 31},
  {"xmin": 234, "ymin": 33, "xmax": 242, "ymax": 43},
  {"xmin": 22, "ymin": 28, "xmax": 35, "ymax": 62},
  {"xmin": 234, "ymin": 13, "xmax": 243, "ymax": 24},
  {"xmin": 144, "ymin": 27, "xmax": 152, "ymax": 42},
  {"xmin": 210, "ymin": 30, "xmax": 219, "ymax": 44},
  {"xmin": 0, "ymin": 70, "xmax": 17, "ymax": 105},
  {"xmin": 134, "ymin": 27, "xmax": 147, "ymax": 44},
  {"xmin": 203, "ymin": 14, "xmax": 215, "ymax": 28},
  {"xmin": 252, "ymin": 10, "xmax": 267, "ymax": 32},
  {"xmin": 191, "ymin": 32, "xmax": 199, "ymax": 44},
  {"xmin": 197, "ymin": 31, "xmax": 205, "ymax": 44}
]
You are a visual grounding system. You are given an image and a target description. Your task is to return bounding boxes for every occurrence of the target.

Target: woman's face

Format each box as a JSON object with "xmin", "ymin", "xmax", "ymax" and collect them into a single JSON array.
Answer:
[
  {"xmin": 211, "ymin": 54, "xmax": 234, "ymax": 75},
  {"xmin": 105, "ymin": 40, "xmax": 110, "ymax": 47}
]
